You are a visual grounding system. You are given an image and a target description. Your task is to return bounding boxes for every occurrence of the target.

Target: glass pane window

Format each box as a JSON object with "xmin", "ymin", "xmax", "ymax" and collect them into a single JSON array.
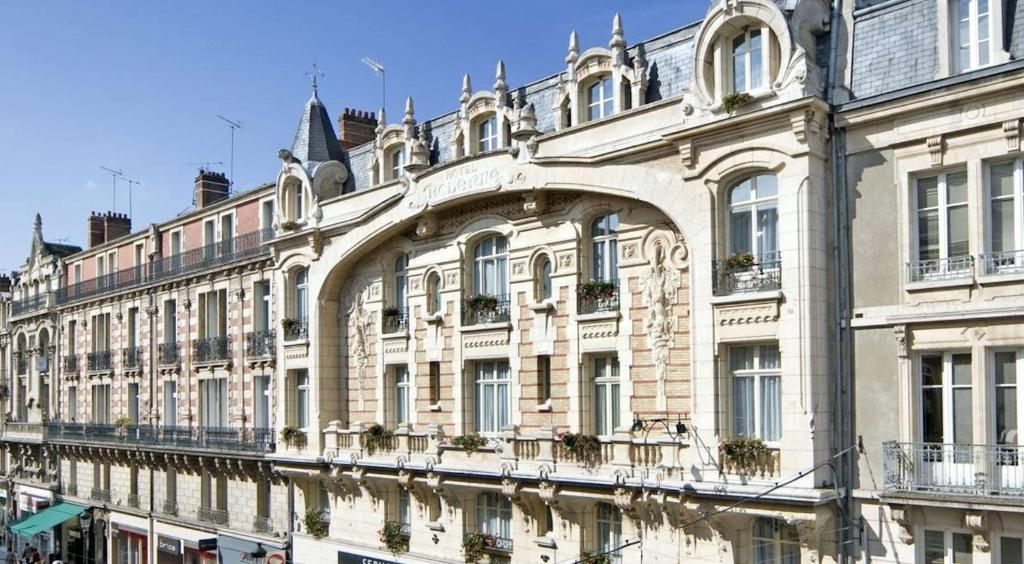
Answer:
[
  {"xmin": 916, "ymin": 172, "xmax": 969, "ymax": 264},
  {"xmin": 476, "ymin": 492, "xmax": 512, "ymax": 539},
  {"xmin": 920, "ymin": 353, "xmax": 973, "ymax": 444},
  {"xmin": 295, "ymin": 369, "xmax": 310, "ymax": 431},
  {"xmin": 995, "ymin": 351, "xmax": 1021, "ymax": 446},
  {"xmin": 955, "ymin": 0, "xmax": 994, "ymax": 72},
  {"xmin": 538, "ymin": 257, "xmax": 553, "ymax": 300},
  {"xmin": 989, "ymin": 161, "xmax": 1023, "ymax": 257},
  {"xmin": 593, "ymin": 356, "xmax": 621, "ymax": 436},
  {"xmin": 428, "ymin": 274, "xmax": 442, "ymax": 314},
  {"xmin": 728, "ymin": 174, "xmax": 779, "ymax": 262},
  {"xmin": 592, "ymin": 214, "xmax": 620, "ymax": 281},
  {"xmin": 587, "ymin": 76, "xmax": 614, "ymax": 121},
  {"xmin": 731, "ymin": 344, "xmax": 782, "ymax": 442},
  {"xmin": 753, "ymin": 518, "xmax": 801, "ymax": 564},
  {"xmin": 596, "ymin": 503, "xmax": 623, "ymax": 563},
  {"xmin": 478, "ymin": 115, "xmax": 499, "ymax": 152},
  {"xmin": 390, "ymin": 147, "xmax": 406, "ymax": 180},
  {"xmin": 394, "ymin": 254, "xmax": 408, "ymax": 310},
  {"xmin": 732, "ymin": 28, "xmax": 763, "ymax": 92},
  {"xmin": 475, "ymin": 361, "xmax": 511, "ymax": 434},
  {"xmin": 394, "ymin": 366, "xmax": 410, "ymax": 425},
  {"xmin": 473, "ymin": 235, "xmax": 509, "ymax": 297},
  {"xmin": 1002, "ymin": 537, "xmax": 1023, "ymax": 564},
  {"xmin": 295, "ymin": 268, "xmax": 309, "ymax": 324},
  {"xmin": 398, "ymin": 488, "xmax": 411, "ymax": 527}
]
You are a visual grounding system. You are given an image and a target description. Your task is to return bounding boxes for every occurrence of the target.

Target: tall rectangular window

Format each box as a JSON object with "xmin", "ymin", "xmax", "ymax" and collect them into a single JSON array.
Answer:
[
  {"xmin": 394, "ymin": 366, "xmax": 410, "ymax": 425},
  {"xmin": 916, "ymin": 172, "xmax": 969, "ymax": 267},
  {"xmin": 429, "ymin": 361, "xmax": 441, "ymax": 406},
  {"xmin": 255, "ymin": 375, "xmax": 271, "ymax": 429},
  {"xmin": 68, "ymin": 386, "xmax": 78, "ymax": 422},
  {"xmin": 538, "ymin": 355, "xmax": 552, "ymax": 404},
  {"xmin": 128, "ymin": 383, "xmax": 140, "ymax": 424},
  {"xmin": 478, "ymin": 116, "xmax": 499, "ymax": 153},
  {"xmin": 731, "ymin": 344, "xmax": 782, "ymax": 442},
  {"xmin": 593, "ymin": 356, "xmax": 620, "ymax": 436},
  {"xmin": 199, "ymin": 378, "xmax": 227, "ymax": 427},
  {"xmin": 163, "ymin": 381, "xmax": 177, "ymax": 427},
  {"xmin": 921, "ymin": 352, "xmax": 973, "ymax": 444},
  {"xmin": 127, "ymin": 307, "xmax": 139, "ymax": 349},
  {"xmin": 91, "ymin": 384, "xmax": 111, "ymax": 424},
  {"xmin": 261, "ymin": 200, "xmax": 275, "ymax": 234},
  {"xmin": 199, "ymin": 290, "xmax": 226, "ymax": 339},
  {"xmin": 1002, "ymin": 537, "xmax": 1023, "ymax": 564},
  {"xmin": 994, "ymin": 351, "xmax": 1019, "ymax": 445},
  {"xmin": 475, "ymin": 361, "xmax": 510, "ymax": 435},
  {"xmin": 924, "ymin": 529, "xmax": 973, "ymax": 563},
  {"xmin": 398, "ymin": 488, "xmax": 411, "ymax": 528},
  {"xmin": 163, "ymin": 300, "xmax": 177, "ymax": 345},
  {"xmin": 955, "ymin": 0, "xmax": 993, "ymax": 72},
  {"xmin": 586, "ymin": 77, "xmax": 614, "ymax": 121},
  {"xmin": 294, "ymin": 369, "xmax": 310, "ymax": 431},
  {"xmin": 255, "ymin": 281, "xmax": 272, "ymax": 333},
  {"xmin": 732, "ymin": 29, "xmax": 763, "ymax": 92}
]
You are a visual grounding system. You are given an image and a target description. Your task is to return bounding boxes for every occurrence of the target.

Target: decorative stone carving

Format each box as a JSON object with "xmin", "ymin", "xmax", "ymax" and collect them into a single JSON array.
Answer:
[
  {"xmin": 790, "ymin": 109, "xmax": 822, "ymax": 144},
  {"xmin": 642, "ymin": 242, "xmax": 681, "ymax": 410},
  {"xmin": 678, "ymin": 139, "xmax": 694, "ymax": 169},
  {"xmin": 579, "ymin": 322, "xmax": 618, "ymax": 340},
  {"xmin": 890, "ymin": 507, "xmax": 914, "ymax": 545},
  {"xmin": 1004, "ymin": 119, "xmax": 1021, "ymax": 152},
  {"xmin": 964, "ymin": 512, "xmax": 990, "ymax": 553},
  {"xmin": 715, "ymin": 302, "xmax": 780, "ymax": 326},
  {"xmin": 349, "ymin": 289, "xmax": 372, "ymax": 410},
  {"xmin": 927, "ymin": 135, "xmax": 944, "ymax": 166},
  {"xmin": 893, "ymin": 324, "xmax": 908, "ymax": 358}
]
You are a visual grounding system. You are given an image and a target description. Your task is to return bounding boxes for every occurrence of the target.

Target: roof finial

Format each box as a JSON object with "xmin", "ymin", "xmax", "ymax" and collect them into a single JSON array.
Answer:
[
  {"xmin": 404, "ymin": 97, "xmax": 416, "ymax": 125},
  {"xmin": 610, "ymin": 13, "xmax": 626, "ymax": 50},
  {"xmin": 494, "ymin": 60, "xmax": 507, "ymax": 94},
  {"xmin": 566, "ymin": 30, "xmax": 579, "ymax": 65},
  {"xmin": 375, "ymin": 106, "xmax": 386, "ymax": 135},
  {"xmin": 306, "ymin": 63, "xmax": 324, "ymax": 97},
  {"xmin": 460, "ymin": 74, "xmax": 472, "ymax": 104}
]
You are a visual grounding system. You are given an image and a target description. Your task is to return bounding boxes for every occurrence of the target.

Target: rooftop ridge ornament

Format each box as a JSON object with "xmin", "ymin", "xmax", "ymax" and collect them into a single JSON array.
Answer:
[
  {"xmin": 566, "ymin": 30, "xmax": 579, "ymax": 65},
  {"xmin": 460, "ymin": 74, "xmax": 472, "ymax": 104},
  {"xmin": 306, "ymin": 63, "xmax": 325, "ymax": 97}
]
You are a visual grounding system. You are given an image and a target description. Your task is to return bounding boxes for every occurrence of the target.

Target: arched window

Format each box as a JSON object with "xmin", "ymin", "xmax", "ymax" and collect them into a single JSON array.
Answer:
[
  {"xmin": 536, "ymin": 256, "xmax": 553, "ymax": 301},
  {"xmin": 476, "ymin": 492, "xmax": 512, "ymax": 540},
  {"xmin": 394, "ymin": 255, "xmax": 408, "ymax": 310},
  {"xmin": 587, "ymin": 76, "xmax": 614, "ymax": 121},
  {"xmin": 728, "ymin": 174, "xmax": 778, "ymax": 262},
  {"xmin": 596, "ymin": 503, "xmax": 623, "ymax": 562},
  {"xmin": 473, "ymin": 235, "xmax": 509, "ymax": 297},
  {"xmin": 591, "ymin": 214, "xmax": 619, "ymax": 281},
  {"xmin": 426, "ymin": 272, "xmax": 442, "ymax": 315},
  {"xmin": 295, "ymin": 268, "xmax": 309, "ymax": 327},
  {"xmin": 389, "ymin": 147, "xmax": 406, "ymax": 181},
  {"xmin": 732, "ymin": 29, "xmax": 764, "ymax": 92},
  {"xmin": 753, "ymin": 517, "xmax": 801, "ymax": 563},
  {"xmin": 477, "ymin": 115, "xmax": 499, "ymax": 153}
]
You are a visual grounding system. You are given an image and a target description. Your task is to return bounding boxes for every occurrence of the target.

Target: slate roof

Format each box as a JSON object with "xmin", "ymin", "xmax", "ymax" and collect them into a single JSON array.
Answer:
[
  {"xmin": 41, "ymin": 242, "xmax": 83, "ymax": 258},
  {"xmin": 291, "ymin": 89, "xmax": 343, "ymax": 166}
]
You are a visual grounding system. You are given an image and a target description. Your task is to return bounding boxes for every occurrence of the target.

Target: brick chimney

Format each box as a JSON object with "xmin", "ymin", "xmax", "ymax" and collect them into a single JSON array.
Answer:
[
  {"xmin": 195, "ymin": 169, "xmax": 230, "ymax": 208},
  {"xmin": 0, "ymin": 273, "xmax": 11, "ymax": 294},
  {"xmin": 88, "ymin": 212, "xmax": 132, "ymax": 248},
  {"xmin": 337, "ymin": 108, "xmax": 378, "ymax": 150}
]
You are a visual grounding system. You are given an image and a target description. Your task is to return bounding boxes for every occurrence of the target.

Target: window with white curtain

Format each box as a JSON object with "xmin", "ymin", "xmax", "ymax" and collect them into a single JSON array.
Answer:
[
  {"xmin": 593, "ymin": 356, "xmax": 621, "ymax": 436},
  {"xmin": 920, "ymin": 353, "xmax": 972, "ymax": 445},
  {"xmin": 732, "ymin": 28, "xmax": 763, "ymax": 92},
  {"xmin": 954, "ymin": 0, "xmax": 994, "ymax": 73},
  {"xmin": 587, "ymin": 76, "xmax": 614, "ymax": 121},
  {"xmin": 475, "ymin": 361, "xmax": 510, "ymax": 435},
  {"xmin": 753, "ymin": 517, "xmax": 801, "ymax": 564},
  {"xmin": 199, "ymin": 378, "xmax": 227, "ymax": 428},
  {"xmin": 394, "ymin": 366, "xmax": 410, "ymax": 425},
  {"xmin": 295, "ymin": 268, "xmax": 309, "ymax": 325},
  {"xmin": 596, "ymin": 503, "xmax": 623, "ymax": 563},
  {"xmin": 591, "ymin": 214, "xmax": 619, "ymax": 281},
  {"xmin": 398, "ymin": 488, "xmax": 411, "ymax": 528},
  {"xmin": 728, "ymin": 174, "xmax": 779, "ymax": 262},
  {"xmin": 394, "ymin": 254, "xmax": 408, "ymax": 310},
  {"xmin": 473, "ymin": 235, "xmax": 509, "ymax": 297},
  {"xmin": 476, "ymin": 492, "xmax": 512, "ymax": 539},
  {"xmin": 915, "ymin": 172, "xmax": 969, "ymax": 265},
  {"xmin": 478, "ymin": 115, "xmax": 499, "ymax": 152},
  {"xmin": 295, "ymin": 369, "xmax": 310, "ymax": 431},
  {"xmin": 731, "ymin": 344, "xmax": 781, "ymax": 443}
]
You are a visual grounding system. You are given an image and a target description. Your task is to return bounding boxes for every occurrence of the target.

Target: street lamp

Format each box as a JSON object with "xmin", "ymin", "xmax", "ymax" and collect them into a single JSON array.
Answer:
[
  {"xmin": 631, "ymin": 417, "xmax": 688, "ymax": 441},
  {"xmin": 247, "ymin": 543, "xmax": 267, "ymax": 564}
]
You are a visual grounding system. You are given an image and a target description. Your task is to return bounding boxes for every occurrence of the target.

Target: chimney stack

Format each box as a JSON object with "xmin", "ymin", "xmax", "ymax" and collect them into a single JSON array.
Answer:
[
  {"xmin": 88, "ymin": 212, "xmax": 132, "ymax": 248},
  {"xmin": 195, "ymin": 169, "xmax": 230, "ymax": 208},
  {"xmin": 337, "ymin": 108, "xmax": 378, "ymax": 150},
  {"xmin": 0, "ymin": 273, "xmax": 11, "ymax": 294}
]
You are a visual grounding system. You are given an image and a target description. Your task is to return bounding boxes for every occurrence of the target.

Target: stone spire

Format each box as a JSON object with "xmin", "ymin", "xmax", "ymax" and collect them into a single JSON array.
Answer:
[
  {"xmin": 566, "ymin": 30, "xmax": 579, "ymax": 65},
  {"xmin": 494, "ymin": 60, "xmax": 508, "ymax": 103},
  {"xmin": 461, "ymin": 74, "xmax": 472, "ymax": 104},
  {"xmin": 610, "ymin": 13, "xmax": 626, "ymax": 50},
  {"xmin": 403, "ymin": 97, "xmax": 417, "ymax": 138},
  {"xmin": 375, "ymin": 107, "xmax": 386, "ymax": 136}
]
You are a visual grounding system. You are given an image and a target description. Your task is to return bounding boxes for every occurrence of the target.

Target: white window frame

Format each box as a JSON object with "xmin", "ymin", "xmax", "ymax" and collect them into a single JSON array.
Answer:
[
  {"xmin": 295, "ymin": 268, "xmax": 309, "ymax": 325},
  {"xmin": 397, "ymin": 488, "xmax": 412, "ymax": 528},
  {"xmin": 394, "ymin": 365, "xmax": 410, "ymax": 425},
  {"xmin": 586, "ymin": 76, "xmax": 614, "ymax": 121},
  {"xmin": 295, "ymin": 369, "xmax": 310, "ymax": 432},
  {"xmin": 255, "ymin": 374, "xmax": 271, "ymax": 429},
  {"xmin": 388, "ymin": 146, "xmax": 406, "ymax": 180},
  {"xmin": 474, "ymin": 361, "xmax": 510, "ymax": 435},
  {"xmin": 912, "ymin": 171, "xmax": 970, "ymax": 271},
  {"xmin": 473, "ymin": 235, "xmax": 509, "ymax": 297},
  {"xmin": 730, "ymin": 28, "xmax": 765, "ymax": 93},
  {"xmin": 596, "ymin": 503, "xmax": 623, "ymax": 563},
  {"xmin": 730, "ymin": 344, "xmax": 782, "ymax": 445},
  {"xmin": 752, "ymin": 517, "xmax": 801, "ymax": 564},
  {"xmin": 952, "ymin": 0, "xmax": 996, "ymax": 73},
  {"xmin": 477, "ymin": 115, "xmax": 499, "ymax": 153},
  {"xmin": 591, "ymin": 214, "xmax": 619, "ymax": 282},
  {"xmin": 394, "ymin": 254, "xmax": 408, "ymax": 310},
  {"xmin": 997, "ymin": 534, "xmax": 1024, "ymax": 564},
  {"xmin": 919, "ymin": 352, "xmax": 973, "ymax": 444},
  {"xmin": 991, "ymin": 349, "xmax": 1022, "ymax": 446},
  {"xmin": 260, "ymin": 197, "xmax": 276, "ymax": 234},
  {"xmin": 593, "ymin": 356, "xmax": 620, "ymax": 437},
  {"xmin": 199, "ymin": 377, "xmax": 227, "ymax": 428},
  {"xmin": 727, "ymin": 174, "xmax": 779, "ymax": 262},
  {"xmin": 920, "ymin": 528, "xmax": 975, "ymax": 563},
  {"xmin": 476, "ymin": 492, "xmax": 512, "ymax": 540},
  {"xmin": 985, "ymin": 159, "xmax": 1024, "ymax": 269}
]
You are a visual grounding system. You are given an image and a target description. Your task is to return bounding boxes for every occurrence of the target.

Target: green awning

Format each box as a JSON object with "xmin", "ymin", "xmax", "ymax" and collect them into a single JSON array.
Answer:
[{"xmin": 9, "ymin": 502, "xmax": 86, "ymax": 538}]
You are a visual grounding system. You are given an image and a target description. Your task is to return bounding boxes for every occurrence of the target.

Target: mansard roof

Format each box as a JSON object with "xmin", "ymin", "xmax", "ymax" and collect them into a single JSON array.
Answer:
[{"xmin": 290, "ymin": 88, "xmax": 343, "ymax": 167}]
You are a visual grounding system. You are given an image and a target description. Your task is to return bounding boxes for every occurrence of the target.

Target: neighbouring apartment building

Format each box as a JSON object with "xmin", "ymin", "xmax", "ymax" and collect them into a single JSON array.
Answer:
[{"xmin": 0, "ymin": 0, "xmax": 1021, "ymax": 563}]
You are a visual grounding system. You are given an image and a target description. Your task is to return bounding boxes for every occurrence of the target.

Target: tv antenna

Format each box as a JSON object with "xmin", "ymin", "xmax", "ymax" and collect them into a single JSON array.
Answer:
[
  {"xmin": 217, "ymin": 115, "xmax": 243, "ymax": 188},
  {"xmin": 99, "ymin": 166, "xmax": 123, "ymax": 211},
  {"xmin": 361, "ymin": 57, "xmax": 386, "ymax": 116},
  {"xmin": 188, "ymin": 161, "xmax": 224, "ymax": 171},
  {"xmin": 122, "ymin": 176, "xmax": 140, "ymax": 222}
]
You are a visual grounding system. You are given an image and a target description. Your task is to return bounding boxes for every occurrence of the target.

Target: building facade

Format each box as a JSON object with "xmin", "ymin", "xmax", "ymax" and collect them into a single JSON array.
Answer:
[{"xmin": 2, "ymin": 0, "xmax": 1022, "ymax": 563}]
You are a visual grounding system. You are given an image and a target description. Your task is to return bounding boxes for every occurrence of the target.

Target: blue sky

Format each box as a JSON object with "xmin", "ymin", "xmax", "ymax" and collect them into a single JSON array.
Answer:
[{"xmin": 0, "ymin": 1, "xmax": 707, "ymax": 272}]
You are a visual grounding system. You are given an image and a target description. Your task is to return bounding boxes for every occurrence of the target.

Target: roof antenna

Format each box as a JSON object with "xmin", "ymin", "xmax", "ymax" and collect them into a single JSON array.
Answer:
[
  {"xmin": 122, "ymin": 176, "xmax": 140, "ymax": 223},
  {"xmin": 217, "ymin": 115, "xmax": 243, "ymax": 189},
  {"xmin": 361, "ymin": 57, "xmax": 386, "ymax": 119},
  {"xmin": 99, "ymin": 166, "xmax": 123, "ymax": 211}
]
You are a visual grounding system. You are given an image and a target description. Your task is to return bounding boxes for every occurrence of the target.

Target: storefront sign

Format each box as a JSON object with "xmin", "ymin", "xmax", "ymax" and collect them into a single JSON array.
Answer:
[
  {"xmin": 157, "ymin": 535, "xmax": 181, "ymax": 555},
  {"xmin": 198, "ymin": 538, "xmax": 217, "ymax": 552},
  {"xmin": 421, "ymin": 165, "xmax": 501, "ymax": 206},
  {"xmin": 337, "ymin": 550, "xmax": 400, "ymax": 564}
]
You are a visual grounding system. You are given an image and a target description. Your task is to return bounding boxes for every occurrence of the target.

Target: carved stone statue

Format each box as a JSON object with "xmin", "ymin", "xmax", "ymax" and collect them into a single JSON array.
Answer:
[
  {"xmin": 642, "ymin": 242, "xmax": 680, "ymax": 411},
  {"xmin": 350, "ymin": 289, "xmax": 372, "ymax": 410}
]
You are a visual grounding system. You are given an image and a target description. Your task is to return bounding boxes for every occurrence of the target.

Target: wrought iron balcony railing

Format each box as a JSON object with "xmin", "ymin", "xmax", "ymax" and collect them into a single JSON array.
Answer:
[
  {"xmin": 11, "ymin": 293, "xmax": 49, "ymax": 316},
  {"xmin": 193, "ymin": 336, "xmax": 231, "ymax": 363},
  {"xmin": 63, "ymin": 354, "xmax": 79, "ymax": 373},
  {"xmin": 46, "ymin": 421, "xmax": 275, "ymax": 454},
  {"xmin": 483, "ymin": 535, "xmax": 514, "ymax": 555},
  {"xmin": 198, "ymin": 506, "xmax": 230, "ymax": 526},
  {"xmin": 382, "ymin": 309, "xmax": 409, "ymax": 334},
  {"xmin": 246, "ymin": 330, "xmax": 275, "ymax": 357},
  {"xmin": 252, "ymin": 516, "xmax": 274, "ymax": 534},
  {"xmin": 127, "ymin": 494, "xmax": 141, "ymax": 509},
  {"xmin": 883, "ymin": 441, "xmax": 1024, "ymax": 497},
  {"xmin": 462, "ymin": 294, "xmax": 511, "ymax": 326},
  {"xmin": 982, "ymin": 250, "xmax": 1024, "ymax": 275},
  {"xmin": 87, "ymin": 350, "xmax": 112, "ymax": 372},
  {"xmin": 906, "ymin": 255, "xmax": 974, "ymax": 283},
  {"xmin": 158, "ymin": 342, "xmax": 181, "ymax": 365},
  {"xmin": 576, "ymin": 279, "xmax": 620, "ymax": 315},
  {"xmin": 122, "ymin": 346, "xmax": 143, "ymax": 369},
  {"xmin": 283, "ymin": 320, "xmax": 308, "ymax": 342},
  {"xmin": 712, "ymin": 252, "xmax": 782, "ymax": 295},
  {"xmin": 162, "ymin": 500, "xmax": 179, "ymax": 516},
  {"xmin": 90, "ymin": 488, "xmax": 111, "ymax": 503},
  {"xmin": 57, "ymin": 228, "xmax": 273, "ymax": 305}
]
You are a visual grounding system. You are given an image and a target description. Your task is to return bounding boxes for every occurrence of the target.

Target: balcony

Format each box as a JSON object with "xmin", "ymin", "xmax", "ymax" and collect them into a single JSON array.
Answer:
[
  {"xmin": 882, "ymin": 441, "xmax": 1024, "ymax": 498},
  {"xmin": 11, "ymin": 293, "xmax": 50, "ymax": 317},
  {"xmin": 46, "ymin": 421, "xmax": 275, "ymax": 454},
  {"xmin": 57, "ymin": 228, "xmax": 273, "ymax": 305},
  {"xmin": 483, "ymin": 535, "xmax": 513, "ymax": 556},
  {"xmin": 382, "ymin": 308, "xmax": 409, "ymax": 334},
  {"xmin": 252, "ymin": 515, "xmax": 274, "ymax": 534},
  {"xmin": 127, "ymin": 494, "xmax": 141, "ymax": 509},
  {"xmin": 713, "ymin": 252, "xmax": 782, "ymax": 295},
  {"xmin": 246, "ymin": 330, "xmax": 275, "ymax": 357},
  {"xmin": 576, "ymin": 280, "xmax": 620, "ymax": 315},
  {"xmin": 158, "ymin": 342, "xmax": 181, "ymax": 366},
  {"xmin": 193, "ymin": 336, "xmax": 231, "ymax": 363},
  {"xmin": 90, "ymin": 488, "xmax": 111, "ymax": 503},
  {"xmin": 3, "ymin": 421, "xmax": 46, "ymax": 442},
  {"xmin": 122, "ymin": 346, "xmax": 143, "ymax": 370},
  {"xmin": 982, "ymin": 249, "xmax": 1024, "ymax": 275},
  {"xmin": 87, "ymin": 350, "xmax": 112, "ymax": 372},
  {"xmin": 282, "ymin": 320, "xmax": 308, "ymax": 342},
  {"xmin": 162, "ymin": 500, "xmax": 179, "ymax": 516},
  {"xmin": 906, "ymin": 255, "xmax": 974, "ymax": 283},
  {"xmin": 198, "ymin": 506, "xmax": 230, "ymax": 526},
  {"xmin": 63, "ymin": 354, "xmax": 79, "ymax": 373},
  {"xmin": 462, "ymin": 294, "xmax": 511, "ymax": 326}
]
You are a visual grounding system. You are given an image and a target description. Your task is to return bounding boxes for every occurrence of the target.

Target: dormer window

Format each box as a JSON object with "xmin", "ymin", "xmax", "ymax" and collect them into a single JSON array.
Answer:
[
  {"xmin": 731, "ymin": 29, "xmax": 764, "ymax": 92},
  {"xmin": 954, "ymin": 0, "xmax": 993, "ymax": 72},
  {"xmin": 478, "ymin": 115, "xmax": 499, "ymax": 153},
  {"xmin": 388, "ymin": 147, "xmax": 406, "ymax": 181},
  {"xmin": 586, "ymin": 76, "xmax": 614, "ymax": 121}
]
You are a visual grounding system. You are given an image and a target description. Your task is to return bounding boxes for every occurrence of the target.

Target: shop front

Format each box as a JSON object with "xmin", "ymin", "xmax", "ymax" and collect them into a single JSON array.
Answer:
[
  {"xmin": 216, "ymin": 533, "xmax": 287, "ymax": 564},
  {"xmin": 153, "ymin": 521, "xmax": 217, "ymax": 564},
  {"xmin": 8, "ymin": 501, "xmax": 85, "ymax": 563},
  {"xmin": 110, "ymin": 515, "xmax": 149, "ymax": 564}
]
